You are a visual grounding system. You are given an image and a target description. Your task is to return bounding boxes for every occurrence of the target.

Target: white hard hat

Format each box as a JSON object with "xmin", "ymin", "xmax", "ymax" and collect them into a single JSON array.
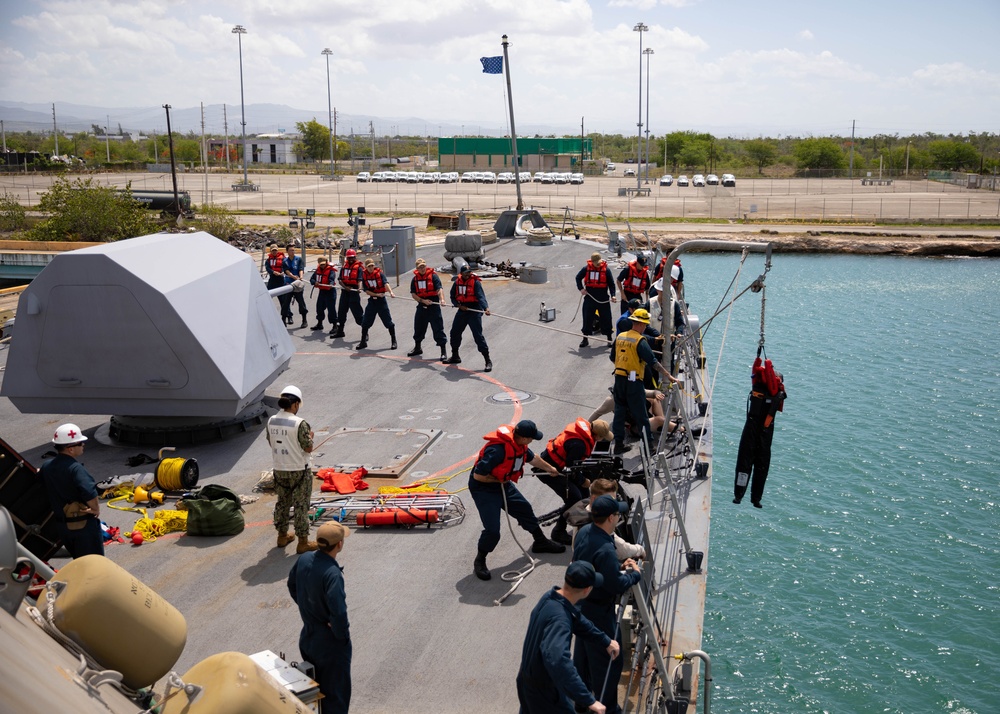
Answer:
[
  {"xmin": 53, "ymin": 423, "xmax": 88, "ymax": 446},
  {"xmin": 670, "ymin": 264, "xmax": 681, "ymax": 280},
  {"xmin": 280, "ymin": 385, "xmax": 303, "ymax": 401}
]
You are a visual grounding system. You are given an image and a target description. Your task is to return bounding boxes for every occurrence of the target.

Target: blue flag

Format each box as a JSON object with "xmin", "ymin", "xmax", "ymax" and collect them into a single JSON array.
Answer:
[{"xmin": 480, "ymin": 56, "xmax": 503, "ymax": 74}]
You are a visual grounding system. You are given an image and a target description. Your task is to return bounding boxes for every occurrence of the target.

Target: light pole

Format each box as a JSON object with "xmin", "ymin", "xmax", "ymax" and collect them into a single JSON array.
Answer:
[
  {"xmin": 232, "ymin": 24, "xmax": 249, "ymax": 186},
  {"xmin": 105, "ymin": 115, "xmax": 111, "ymax": 162},
  {"xmin": 633, "ymin": 22, "xmax": 648, "ymax": 190},
  {"xmin": 322, "ymin": 48, "xmax": 335, "ymax": 180},
  {"xmin": 905, "ymin": 140, "xmax": 911, "ymax": 177},
  {"xmin": 643, "ymin": 47, "xmax": 653, "ymax": 184}
]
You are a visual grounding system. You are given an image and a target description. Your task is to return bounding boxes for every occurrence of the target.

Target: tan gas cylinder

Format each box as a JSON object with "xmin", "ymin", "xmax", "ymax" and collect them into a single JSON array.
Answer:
[
  {"xmin": 160, "ymin": 652, "xmax": 311, "ymax": 714},
  {"xmin": 51, "ymin": 554, "xmax": 187, "ymax": 689}
]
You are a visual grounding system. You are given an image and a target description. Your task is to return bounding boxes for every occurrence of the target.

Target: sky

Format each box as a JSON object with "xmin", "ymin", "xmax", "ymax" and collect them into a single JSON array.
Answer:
[{"xmin": 2, "ymin": 0, "xmax": 999, "ymax": 138}]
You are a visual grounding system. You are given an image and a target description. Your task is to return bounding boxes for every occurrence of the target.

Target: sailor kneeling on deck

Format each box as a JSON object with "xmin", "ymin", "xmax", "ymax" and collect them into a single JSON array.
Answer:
[
  {"xmin": 517, "ymin": 561, "xmax": 618, "ymax": 714},
  {"xmin": 469, "ymin": 421, "xmax": 567, "ymax": 581}
]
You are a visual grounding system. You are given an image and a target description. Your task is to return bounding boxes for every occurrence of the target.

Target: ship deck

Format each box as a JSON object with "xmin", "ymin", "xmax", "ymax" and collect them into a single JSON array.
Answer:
[{"xmin": 0, "ymin": 234, "xmax": 711, "ymax": 714}]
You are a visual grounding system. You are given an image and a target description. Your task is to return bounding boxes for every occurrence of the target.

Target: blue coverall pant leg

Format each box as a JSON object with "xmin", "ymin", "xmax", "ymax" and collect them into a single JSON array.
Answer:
[
  {"xmin": 468, "ymin": 475, "xmax": 540, "ymax": 554},
  {"xmin": 315, "ymin": 289, "xmax": 337, "ymax": 325},
  {"xmin": 413, "ymin": 303, "xmax": 446, "ymax": 346},
  {"xmin": 535, "ymin": 472, "xmax": 588, "ymax": 514},
  {"xmin": 301, "ymin": 632, "xmax": 352, "ymax": 714},
  {"xmin": 337, "ymin": 291, "xmax": 363, "ymax": 328},
  {"xmin": 59, "ymin": 518, "xmax": 105, "ymax": 559},
  {"xmin": 611, "ymin": 376, "xmax": 651, "ymax": 446},
  {"xmin": 361, "ymin": 297, "xmax": 394, "ymax": 332},
  {"xmin": 450, "ymin": 311, "xmax": 489, "ymax": 354},
  {"xmin": 574, "ymin": 602, "xmax": 623, "ymax": 714},
  {"xmin": 581, "ymin": 294, "xmax": 613, "ymax": 338},
  {"xmin": 516, "ymin": 673, "xmax": 575, "ymax": 714}
]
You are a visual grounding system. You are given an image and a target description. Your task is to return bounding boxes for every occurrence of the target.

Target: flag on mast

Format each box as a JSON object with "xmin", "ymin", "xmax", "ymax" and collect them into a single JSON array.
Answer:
[{"xmin": 480, "ymin": 56, "xmax": 503, "ymax": 74}]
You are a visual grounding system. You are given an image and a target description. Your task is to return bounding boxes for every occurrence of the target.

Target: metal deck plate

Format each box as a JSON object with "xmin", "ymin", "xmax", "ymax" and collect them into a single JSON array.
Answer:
[{"xmin": 311, "ymin": 426, "xmax": 442, "ymax": 478}]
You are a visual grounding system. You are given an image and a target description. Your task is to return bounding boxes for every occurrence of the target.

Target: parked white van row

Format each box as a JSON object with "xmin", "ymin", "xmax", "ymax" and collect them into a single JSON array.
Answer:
[{"xmin": 357, "ymin": 171, "xmax": 584, "ymax": 184}]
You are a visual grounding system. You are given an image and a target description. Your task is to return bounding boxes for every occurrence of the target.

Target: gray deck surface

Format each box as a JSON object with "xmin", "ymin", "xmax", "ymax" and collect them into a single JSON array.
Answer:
[{"xmin": 0, "ymin": 235, "xmax": 711, "ymax": 713}]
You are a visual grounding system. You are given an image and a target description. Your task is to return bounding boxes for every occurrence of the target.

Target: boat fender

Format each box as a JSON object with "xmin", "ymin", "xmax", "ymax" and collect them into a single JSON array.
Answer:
[
  {"xmin": 50, "ymin": 554, "xmax": 187, "ymax": 689},
  {"xmin": 159, "ymin": 652, "xmax": 309, "ymax": 714}
]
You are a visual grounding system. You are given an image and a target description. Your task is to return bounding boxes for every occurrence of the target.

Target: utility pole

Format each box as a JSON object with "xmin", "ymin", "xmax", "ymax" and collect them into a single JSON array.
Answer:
[
  {"xmin": 322, "ymin": 48, "xmax": 335, "ymax": 180},
  {"xmin": 163, "ymin": 104, "xmax": 181, "ymax": 218},
  {"xmin": 370, "ymin": 121, "xmax": 375, "ymax": 171},
  {"xmin": 333, "ymin": 108, "xmax": 338, "ymax": 176},
  {"xmin": 201, "ymin": 102, "xmax": 208, "ymax": 205},
  {"xmin": 581, "ymin": 116, "xmax": 585, "ymax": 169},
  {"xmin": 849, "ymin": 119, "xmax": 855, "ymax": 179},
  {"xmin": 105, "ymin": 114, "xmax": 111, "ymax": 163},
  {"xmin": 1, "ymin": 119, "xmax": 6, "ymax": 154},
  {"xmin": 52, "ymin": 104, "xmax": 59, "ymax": 156},
  {"xmin": 223, "ymin": 104, "xmax": 231, "ymax": 172},
  {"xmin": 905, "ymin": 140, "xmax": 911, "ymax": 177}
]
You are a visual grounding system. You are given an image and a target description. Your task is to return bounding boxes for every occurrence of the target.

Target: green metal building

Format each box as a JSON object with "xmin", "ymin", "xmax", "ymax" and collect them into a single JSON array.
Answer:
[{"xmin": 436, "ymin": 137, "xmax": 592, "ymax": 172}]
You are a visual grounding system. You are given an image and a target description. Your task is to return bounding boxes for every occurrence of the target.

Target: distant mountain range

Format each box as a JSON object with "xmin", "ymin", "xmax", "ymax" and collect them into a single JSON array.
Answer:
[{"xmin": 0, "ymin": 101, "xmax": 569, "ymax": 139}]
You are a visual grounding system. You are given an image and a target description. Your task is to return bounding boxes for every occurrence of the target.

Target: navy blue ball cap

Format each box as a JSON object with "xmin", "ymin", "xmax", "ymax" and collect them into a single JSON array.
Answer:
[
  {"xmin": 565, "ymin": 561, "xmax": 603, "ymax": 589},
  {"xmin": 513, "ymin": 420, "xmax": 543, "ymax": 440},
  {"xmin": 592, "ymin": 495, "xmax": 628, "ymax": 518}
]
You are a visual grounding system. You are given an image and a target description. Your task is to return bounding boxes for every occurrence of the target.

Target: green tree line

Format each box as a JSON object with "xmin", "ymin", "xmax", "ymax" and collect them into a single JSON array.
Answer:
[{"xmin": 3, "ymin": 127, "xmax": 997, "ymax": 176}]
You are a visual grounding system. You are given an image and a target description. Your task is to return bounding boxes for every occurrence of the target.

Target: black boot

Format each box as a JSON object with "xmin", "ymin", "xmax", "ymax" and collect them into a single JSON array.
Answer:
[
  {"xmin": 473, "ymin": 551, "xmax": 491, "ymax": 581},
  {"xmin": 312, "ymin": 321, "xmax": 324, "ymax": 330},
  {"xmin": 579, "ymin": 336, "xmax": 589, "ymax": 348},
  {"xmin": 613, "ymin": 439, "xmax": 627, "ymax": 455},
  {"xmin": 439, "ymin": 344, "xmax": 448, "ymax": 361},
  {"xmin": 407, "ymin": 342, "xmax": 423, "ymax": 357},
  {"xmin": 389, "ymin": 328, "xmax": 397, "ymax": 350},
  {"xmin": 482, "ymin": 351, "xmax": 493, "ymax": 372},
  {"xmin": 444, "ymin": 349, "xmax": 461, "ymax": 364},
  {"xmin": 329, "ymin": 322, "xmax": 340, "ymax": 337},
  {"xmin": 356, "ymin": 331, "xmax": 368, "ymax": 350},
  {"xmin": 531, "ymin": 529, "xmax": 566, "ymax": 554},
  {"xmin": 300, "ymin": 315, "xmax": 308, "ymax": 328},
  {"xmin": 330, "ymin": 324, "xmax": 345, "ymax": 338},
  {"xmin": 550, "ymin": 516, "xmax": 572, "ymax": 546}
]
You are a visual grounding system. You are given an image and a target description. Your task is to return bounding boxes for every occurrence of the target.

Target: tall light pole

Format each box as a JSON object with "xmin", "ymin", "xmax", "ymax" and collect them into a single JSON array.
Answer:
[
  {"xmin": 232, "ymin": 24, "xmax": 249, "ymax": 186},
  {"xmin": 633, "ymin": 22, "xmax": 648, "ymax": 190},
  {"xmin": 643, "ymin": 47, "xmax": 653, "ymax": 184},
  {"xmin": 322, "ymin": 48, "xmax": 335, "ymax": 180}
]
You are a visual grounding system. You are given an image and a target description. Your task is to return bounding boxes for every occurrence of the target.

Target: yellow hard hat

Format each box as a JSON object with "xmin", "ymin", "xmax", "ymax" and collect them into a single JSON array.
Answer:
[{"xmin": 631, "ymin": 308, "xmax": 650, "ymax": 324}]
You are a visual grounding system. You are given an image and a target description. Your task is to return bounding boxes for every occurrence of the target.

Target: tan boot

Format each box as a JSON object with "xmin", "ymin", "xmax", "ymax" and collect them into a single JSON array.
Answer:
[
  {"xmin": 296, "ymin": 536, "xmax": 319, "ymax": 554},
  {"xmin": 276, "ymin": 532, "xmax": 294, "ymax": 548}
]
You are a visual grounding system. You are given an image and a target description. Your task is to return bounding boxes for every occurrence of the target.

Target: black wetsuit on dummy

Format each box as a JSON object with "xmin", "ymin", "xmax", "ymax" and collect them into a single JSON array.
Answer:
[{"xmin": 734, "ymin": 355, "xmax": 786, "ymax": 507}]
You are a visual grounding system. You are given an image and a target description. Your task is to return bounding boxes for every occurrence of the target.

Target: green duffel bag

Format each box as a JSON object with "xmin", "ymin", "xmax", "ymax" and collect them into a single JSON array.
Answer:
[{"xmin": 182, "ymin": 484, "xmax": 245, "ymax": 537}]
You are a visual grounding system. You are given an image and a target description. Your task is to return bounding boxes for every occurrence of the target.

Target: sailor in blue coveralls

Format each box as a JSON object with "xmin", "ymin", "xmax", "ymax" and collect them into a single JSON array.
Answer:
[
  {"xmin": 39, "ymin": 423, "xmax": 104, "ymax": 558},
  {"xmin": 288, "ymin": 520, "xmax": 353, "ymax": 714},
  {"xmin": 517, "ymin": 561, "xmax": 619, "ymax": 714},
  {"xmin": 468, "ymin": 420, "xmax": 566, "ymax": 581},
  {"xmin": 572, "ymin": 496, "xmax": 642, "ymax": 714},
  {"xmin": 445, "ymin": 264, "xmax": 493, "ymax": 372}
]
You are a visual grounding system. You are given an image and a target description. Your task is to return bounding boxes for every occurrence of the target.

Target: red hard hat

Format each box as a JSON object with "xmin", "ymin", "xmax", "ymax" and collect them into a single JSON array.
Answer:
[{"xmin": 345, "ymin": 249, "xmax": 357, "ymax": 257}]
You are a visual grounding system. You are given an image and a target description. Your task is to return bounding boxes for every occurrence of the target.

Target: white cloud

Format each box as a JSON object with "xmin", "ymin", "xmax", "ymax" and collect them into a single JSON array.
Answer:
[
  {"xmin": 798, "ymin": 29, "xmax": 814, "ymax": 41},
  {"xmin": 908, "ymin": 61, "xmax": 1000, "ymax": 90}
]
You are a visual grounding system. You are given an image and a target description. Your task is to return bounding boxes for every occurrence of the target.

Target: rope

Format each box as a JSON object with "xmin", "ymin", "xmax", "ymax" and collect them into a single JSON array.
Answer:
[
  {"xmin": 129, "ymin": 510, "xmax": 188, "ymax": 542},
  {"xmin": 494, "ymin": 482, "xmax": 540, "ymax": 606}
]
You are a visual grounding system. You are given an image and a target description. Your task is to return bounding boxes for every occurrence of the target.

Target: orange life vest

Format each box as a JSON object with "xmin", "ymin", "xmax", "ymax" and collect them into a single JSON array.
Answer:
[
  {"xmin": 412, "ymin": 268, "xmax": 440, "ymax": 300},
  {"xmin": 455, "ymin": 272, "xmax": 481, "ymax": 306},
  {"xmin": 313, "ymin": 264, "xmax": 336, "ymax": 290},
  {"xmin": 476, "ymin": 425, "xmax": 528, "ymax": 483},
  {"xmin": 363, "ymin": 267, "xmax": 387, "ymax": 294},
  {"xmin": 267, "ymin": 253, "xmax": 285, "ymax": 275},
  {"xmin": 339, "ymin": 260, "xmax": 363, "ymax": 288},
  {"xmin": 623, "ymin": 261, "xmax": 649, "ymax": 294},
  {"xmin": 545, "ymin": 418, "xmax": 596, "ymax": 470},
  {"xmin": 583, "ymin": 260, "xmax": 608, "ymax": 290}
]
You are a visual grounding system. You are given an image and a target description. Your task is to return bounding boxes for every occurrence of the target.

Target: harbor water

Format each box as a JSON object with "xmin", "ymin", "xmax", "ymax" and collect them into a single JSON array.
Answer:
[{"xmin": 682, "ymin": 253, "xmax": 999, "ymax": 714}]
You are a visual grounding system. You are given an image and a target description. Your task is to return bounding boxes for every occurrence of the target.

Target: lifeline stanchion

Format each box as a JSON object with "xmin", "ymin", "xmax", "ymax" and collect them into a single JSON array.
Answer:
[{"xmin": 494, "ymin": 482, "xmax": 539, "ymax": 606}]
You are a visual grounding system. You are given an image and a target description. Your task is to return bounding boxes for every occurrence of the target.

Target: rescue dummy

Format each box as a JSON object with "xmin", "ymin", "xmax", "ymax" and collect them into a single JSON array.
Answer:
[{"xmin": 734, "ymin": 354, "xmax": 786, "ymax": 508}]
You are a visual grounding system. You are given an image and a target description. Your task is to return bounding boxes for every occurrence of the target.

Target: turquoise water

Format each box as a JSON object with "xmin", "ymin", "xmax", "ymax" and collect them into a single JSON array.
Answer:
[{"xmin": 682, "ymin": 253, "xmax": 1000, "ymax": 714}]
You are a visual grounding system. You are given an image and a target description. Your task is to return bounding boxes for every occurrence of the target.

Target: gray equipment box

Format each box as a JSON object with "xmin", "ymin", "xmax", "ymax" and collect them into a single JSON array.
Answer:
[{"xmin": 372, "ymin": 226, "xmax": 415, "ymax": 277}]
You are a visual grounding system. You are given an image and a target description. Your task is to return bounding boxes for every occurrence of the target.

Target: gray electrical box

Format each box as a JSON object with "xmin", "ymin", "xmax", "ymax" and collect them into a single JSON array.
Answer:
[{"xmin": 372, "ymin": 226, "xmax": 415, "ymax": 277}]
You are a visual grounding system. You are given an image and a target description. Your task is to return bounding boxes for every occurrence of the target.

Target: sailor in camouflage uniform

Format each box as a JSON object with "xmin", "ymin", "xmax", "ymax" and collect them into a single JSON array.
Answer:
[{"xmin": 268, "ymin": 385, "xmax": 319, "ymax": 554}]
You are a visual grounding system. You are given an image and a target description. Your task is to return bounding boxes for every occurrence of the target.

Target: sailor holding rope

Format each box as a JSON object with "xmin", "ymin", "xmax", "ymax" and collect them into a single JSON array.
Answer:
[{"xmin": 468, "ymin": 420, "xmax": 566, "ymax": 581}]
